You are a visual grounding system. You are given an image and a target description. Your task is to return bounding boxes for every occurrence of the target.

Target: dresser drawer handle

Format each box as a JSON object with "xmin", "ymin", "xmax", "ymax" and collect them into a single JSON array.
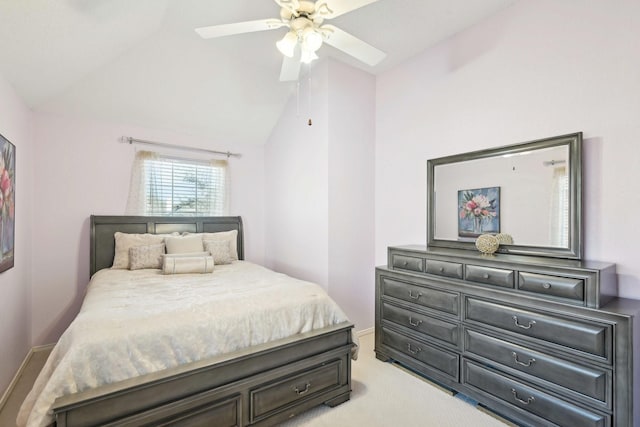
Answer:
[
  {"xmin": 483, "ymin": 273, "xmax": 490, "ymax": 279},
  {"xmin": 407, "ymin": 343, "xmax": 422, "ymax": 355},
  {"xmin": 511, "ymin": 388, "xmax": 535, "ymax": 405},
  {"xmin": 512, "ymin": 315, "xmax": 536, "ymax": 329},
  {"xmin": 408, "ymin": 317, "xmax": 423, "ymax": 327},
  {"xmin": 439, "ymin": 267, "xmax": 445, "ymax": 273},
  {"xmin": 511, "ymin": 352, "xmax": 536, "ymax": 367},
  {"xmin": 294, "ymin": 382, "xmax": 311, "ymax": 396},
  {"xmin": 403, "ymin": 261, "xmax": 409, "ymax": 266},
  {"xmin": 408, "ymin": 290, "xmax": 423, "ymax": 300},
  {"xmin": 542, "ymin": 282, "xmax": 552, "ymax": 289}
]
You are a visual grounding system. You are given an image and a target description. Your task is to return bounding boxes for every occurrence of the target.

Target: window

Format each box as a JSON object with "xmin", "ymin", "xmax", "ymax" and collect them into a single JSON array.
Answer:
[
  {"xmin": 549, "ymin": 166, "xmax": 569, "ymax": 247},
  {"xmin": 126, "ymin": 151, "xmax": 228, "ymax": 216}
]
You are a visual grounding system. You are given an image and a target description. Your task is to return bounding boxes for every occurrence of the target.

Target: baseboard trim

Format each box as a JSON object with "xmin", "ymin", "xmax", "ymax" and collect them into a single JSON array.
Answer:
[
  {"xmin": 0, "ymin": 344, "xmax": 54, "ymax": 412},
  {"xmin": 355, "ymin": 327, "xmax": 374, "ymax": 337}
]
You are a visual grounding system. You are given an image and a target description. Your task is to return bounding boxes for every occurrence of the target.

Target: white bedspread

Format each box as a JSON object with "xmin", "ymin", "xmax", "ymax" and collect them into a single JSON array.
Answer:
[{"xmin": 18, "ymin": 261, "xmax": 351, "ymax": 427}]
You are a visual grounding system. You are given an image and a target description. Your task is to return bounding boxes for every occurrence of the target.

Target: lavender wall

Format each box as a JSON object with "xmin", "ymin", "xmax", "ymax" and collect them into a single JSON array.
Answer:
[
  {"xmin": 375, "ymin": 0, "xmax": 640, "ymax": 299},
  {"xmin": 30, "ymin": 112, "xmax": 266, "ymax": 345},
  {"xmin": 0, "ymin": 74, "xmax": 33, "ymax": 393},
  {"xmin": 327, "ymin": 61, "xmax": 376, "ymax": 330},
  {"xmin": 265, "ymin": 59, "xmax": 376, "ymax": 330},
  {"xmin": 264, "ymin": 61, "xmax": 330, "ymax": 287}
]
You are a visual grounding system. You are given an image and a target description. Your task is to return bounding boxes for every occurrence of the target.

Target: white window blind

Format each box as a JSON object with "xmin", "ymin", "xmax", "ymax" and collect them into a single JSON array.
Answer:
[{"xmin": 126, "ymin": 151, "xmax": 228, "ymax": 216}]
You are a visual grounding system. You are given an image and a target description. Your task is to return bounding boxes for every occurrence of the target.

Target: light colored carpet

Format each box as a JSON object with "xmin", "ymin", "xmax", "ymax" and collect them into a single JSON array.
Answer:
[{"xmin": 280, "ymin": 332, "xmax": 510, "ymax": 427}]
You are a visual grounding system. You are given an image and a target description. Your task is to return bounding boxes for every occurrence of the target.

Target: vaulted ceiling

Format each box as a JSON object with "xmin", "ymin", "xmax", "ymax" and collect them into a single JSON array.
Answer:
[{"xmin": 0, "ymin": 0, "xmax": 517, "ymax": 145}]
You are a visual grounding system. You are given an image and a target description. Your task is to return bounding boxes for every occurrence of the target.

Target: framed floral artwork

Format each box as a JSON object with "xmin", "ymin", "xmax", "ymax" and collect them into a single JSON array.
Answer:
[
  {"xmin": 0, "ymin": 133, "xmax": 15, "ymax": 273},
  {"xmin": 458, "ymin": 186, "xmax": 499, "ymax": 238}
]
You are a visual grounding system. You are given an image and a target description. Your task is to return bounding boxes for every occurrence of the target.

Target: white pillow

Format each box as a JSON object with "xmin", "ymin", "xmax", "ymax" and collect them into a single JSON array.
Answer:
[
  {"xmin": 112, "ymin": 233, "xmax": 167, "ymax": 269},
  {"xmin": 165, "ymin": 235, "xmax": 204, "ymax": 254},
  {"xmin": 186, "ymin": 230, "xmax": 238, "ymax": 260},
  {"xmin": 204, "ymin": 239, "xmax": 232, "ymax": 265},
  {"xmin": 129, "ymin": 243, "xmax": 165, "ymax": 270},
  {"xmin": 163, "ymin": 254, "xmax": 214, "ymax": 274}
]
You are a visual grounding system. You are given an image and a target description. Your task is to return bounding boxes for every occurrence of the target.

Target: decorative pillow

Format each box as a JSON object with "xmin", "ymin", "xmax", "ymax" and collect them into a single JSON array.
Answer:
[
  {"xmin": 163, "ymin": 251, "xmax": 209, "ymax": 257},
  {"xmin": 162, "ymin": 254, "xmax": 214, "ymax": 274},
  {"xmin": 165, "ymin": 235, "xmax": 204, "ymax": 254},
  {"xmin": 129, "ymin": 243, "xmax": 165, "ymax": 270},
  {"xmin": 185, "ymin": 230, "xmax": 238, "ymax": 260},
  {"xmin": 204, "ymin": 239, "xmax": 232, "ymax": 265},
  {"xmin": 112, "ymin": 232, "xmax": 167, "ymax": 269}
]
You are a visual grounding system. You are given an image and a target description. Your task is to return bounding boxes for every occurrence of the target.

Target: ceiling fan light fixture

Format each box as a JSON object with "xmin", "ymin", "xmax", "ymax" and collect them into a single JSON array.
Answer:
[
  {"xmin": 301, "ymin": 27, "xmax": 323, "ymax": 52},
  {"xmin": 276, "ymin": 30, "xmax": 298, "ymax": 58}
]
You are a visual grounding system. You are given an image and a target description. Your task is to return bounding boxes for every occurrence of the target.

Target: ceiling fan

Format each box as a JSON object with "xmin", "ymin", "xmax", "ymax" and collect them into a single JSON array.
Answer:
[{"xmin": 195, "ymin": 0, "xmax": 386, "ymax": 81}]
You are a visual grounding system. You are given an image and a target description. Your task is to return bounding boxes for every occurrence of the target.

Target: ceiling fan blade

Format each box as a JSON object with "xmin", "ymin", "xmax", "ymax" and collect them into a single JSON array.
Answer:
[
  {"xmin": 274, "ymin": 0, "xmax": 301, "ymax": 15},
  {"xmin": 321, "ymin": 24, "xmax": 386, "ymax": 66},
  {"xmin": 280, "ymin": 49, "xmax": 302, "ymax": 81},
  {"xmin": 195, "ymin": 19, "xmax": 285, "ymax": 39},
  {"xmin": 315, "ymin": 0, "xmax": 381, "ymax": 19}
]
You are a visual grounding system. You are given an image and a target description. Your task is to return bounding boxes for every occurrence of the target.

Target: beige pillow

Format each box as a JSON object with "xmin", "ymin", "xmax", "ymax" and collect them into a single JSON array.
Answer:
[
  {"xmin": 188, "ymin": 230, "xmax": 238, "ymax": 260},
  {"xmin": 112, "ymin": 233, "xmax": 167, "ymax": 269},
  {"xmin": 165, "ymin": 235, "xmax": 204, "ymax": 254},
  {"xmin": 129, "ymin": 243, "xmax": 165, "ymax": 270},
  {"xmin": 204, "ymin": 239, "xmax": 232, "ymax": 265},
  {"xmin": 163, "ymin": 254, "xmax": 214, "ymax": 274}
]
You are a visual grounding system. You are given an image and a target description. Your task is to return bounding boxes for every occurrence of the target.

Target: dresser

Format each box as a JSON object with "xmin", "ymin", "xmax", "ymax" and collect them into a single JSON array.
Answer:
[{"xmin": 375, "ymin": 245, "xmax": 640, "ymax": 427}]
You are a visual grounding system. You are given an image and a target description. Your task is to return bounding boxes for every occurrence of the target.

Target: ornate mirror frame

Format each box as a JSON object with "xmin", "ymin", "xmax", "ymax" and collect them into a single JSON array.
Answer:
[{"xmin": 427, "ymin": 132, "xmax": 583, "ymax": 259}]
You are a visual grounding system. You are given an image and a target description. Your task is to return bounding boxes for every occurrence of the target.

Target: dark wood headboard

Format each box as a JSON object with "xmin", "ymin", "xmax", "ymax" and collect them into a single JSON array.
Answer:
[{"xmin": 90, "ymin": 215, "xmax": 244, "ymax": 276}]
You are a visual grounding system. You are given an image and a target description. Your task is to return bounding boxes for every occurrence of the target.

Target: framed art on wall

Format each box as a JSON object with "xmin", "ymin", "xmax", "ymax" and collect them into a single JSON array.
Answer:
[{"xmin": 0, "ymin": 132, "xmax": 15, "ymax": 273}]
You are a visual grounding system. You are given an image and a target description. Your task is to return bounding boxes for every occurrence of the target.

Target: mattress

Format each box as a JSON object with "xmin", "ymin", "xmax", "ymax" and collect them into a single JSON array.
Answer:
[{"xmin": 18, "ymin": 261, "xmax": 351, "ymax": 427}]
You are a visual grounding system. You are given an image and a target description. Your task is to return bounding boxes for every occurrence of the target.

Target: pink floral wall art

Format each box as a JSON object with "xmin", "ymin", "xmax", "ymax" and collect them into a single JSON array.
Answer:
[{"xmin": 0, "ymin": 133, "xmax": 15, "ymax": 273}]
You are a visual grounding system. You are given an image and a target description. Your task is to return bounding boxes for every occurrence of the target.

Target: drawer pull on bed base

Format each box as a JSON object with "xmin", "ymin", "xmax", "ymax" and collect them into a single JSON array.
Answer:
[
  {"xmin": 294, "ymin": 383, "xmax": 312, "ymax": 396},
  {"xmin": 511, "ymin": 388, "xmax": 535, "ymax": 405},
  {"xmin": 511, "ymin": 352, "xmax": 536, "ymax": 367}
]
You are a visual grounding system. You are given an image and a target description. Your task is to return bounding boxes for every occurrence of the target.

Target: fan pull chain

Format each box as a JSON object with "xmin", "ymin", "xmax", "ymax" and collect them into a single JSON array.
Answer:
[{"xmin": 307, "ymin": 66, "xmax": 312, "ymax": 126}]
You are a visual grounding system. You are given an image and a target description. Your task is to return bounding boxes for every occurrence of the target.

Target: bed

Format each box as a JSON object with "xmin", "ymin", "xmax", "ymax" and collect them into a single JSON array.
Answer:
[{"xmin": 19, "ymin": 215, "xmax": 355, "ymax": 427}]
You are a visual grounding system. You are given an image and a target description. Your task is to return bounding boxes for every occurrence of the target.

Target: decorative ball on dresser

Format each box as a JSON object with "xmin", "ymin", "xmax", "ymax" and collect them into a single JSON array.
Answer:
[{"xmin": 475, "ymin": 234, "xmax": 499, "ymax": 255}]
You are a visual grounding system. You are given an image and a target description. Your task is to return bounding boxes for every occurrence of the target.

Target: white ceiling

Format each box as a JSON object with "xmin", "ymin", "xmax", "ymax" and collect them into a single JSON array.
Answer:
[{"xmin": 0, "ymin": 0, "xmax": 517, "ymax": 145}]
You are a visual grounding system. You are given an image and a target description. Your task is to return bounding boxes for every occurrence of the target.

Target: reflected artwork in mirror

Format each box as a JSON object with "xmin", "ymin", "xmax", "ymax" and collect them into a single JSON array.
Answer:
[{"xmin": 427, "ymin": 132, "xmax": 582, "ymax": 259}]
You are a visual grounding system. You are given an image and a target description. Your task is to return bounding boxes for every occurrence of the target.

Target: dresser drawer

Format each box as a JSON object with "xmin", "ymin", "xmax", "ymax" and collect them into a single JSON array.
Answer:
[
  {"xmin": 391, "ymin": 254, "xmax": 424, "ymax": 272},
  {"xmin": 382, "ymin": 328, "xmax": 459, "ymax": 380},
  {"xmin": 464, "ymin": 329, "xmax": 610, "ymax": 405},
  {"xmin": 250, "ymin": 360, "xmax": 343, "ymax": 422},
  {"xmin": 463, "ymin": 361, "xmax": 609, "ymax": 427},
  {"xmin": 465, "ymin": 265, "xmax": 514, "ymax": 288},
  {"xmin": 465, "ymin": 298, "xmax": 610, "ymax": 360},
  {"xmin": 518, "ymin": 272, "xmax": 585, "ymax": 301},
  {"xmin": 425, "ymin": 259, "xmax": 463, "ymax": 279},
  {"xmin": 381, "ymin": 276, "xmax": 459, "ymax": 316},
  {"xmin": 382, "ymin": 302, "xmax": 460, "ymax": 347}
]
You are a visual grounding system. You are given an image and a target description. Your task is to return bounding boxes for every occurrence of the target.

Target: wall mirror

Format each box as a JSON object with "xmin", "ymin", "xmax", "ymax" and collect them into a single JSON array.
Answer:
[{"xmin": 427, "ymin": 132, "xmax": 582, "ymax": 259}]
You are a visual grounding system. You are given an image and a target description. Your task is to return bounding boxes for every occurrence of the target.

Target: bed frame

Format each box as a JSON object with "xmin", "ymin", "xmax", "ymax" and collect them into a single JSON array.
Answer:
[{"xmin": 51, "ymin": 215, "xmax": 354, "ymax": 427}]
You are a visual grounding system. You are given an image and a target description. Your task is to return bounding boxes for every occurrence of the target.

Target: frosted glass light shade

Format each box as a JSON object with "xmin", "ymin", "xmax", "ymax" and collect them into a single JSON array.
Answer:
[
  {"xmin": 301, "ymin": 27, "xmax": 323, "ymax": 52},
  {"xmin": 276, "ymin": 31, "xmax": 298, "ymax": 58}
]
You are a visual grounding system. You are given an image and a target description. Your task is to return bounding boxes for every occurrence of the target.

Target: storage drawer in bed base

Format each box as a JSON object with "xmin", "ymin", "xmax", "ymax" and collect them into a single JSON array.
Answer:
[{"xmin": 53, "ymin": 323, "xmax": 354, "ymax": 427}]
